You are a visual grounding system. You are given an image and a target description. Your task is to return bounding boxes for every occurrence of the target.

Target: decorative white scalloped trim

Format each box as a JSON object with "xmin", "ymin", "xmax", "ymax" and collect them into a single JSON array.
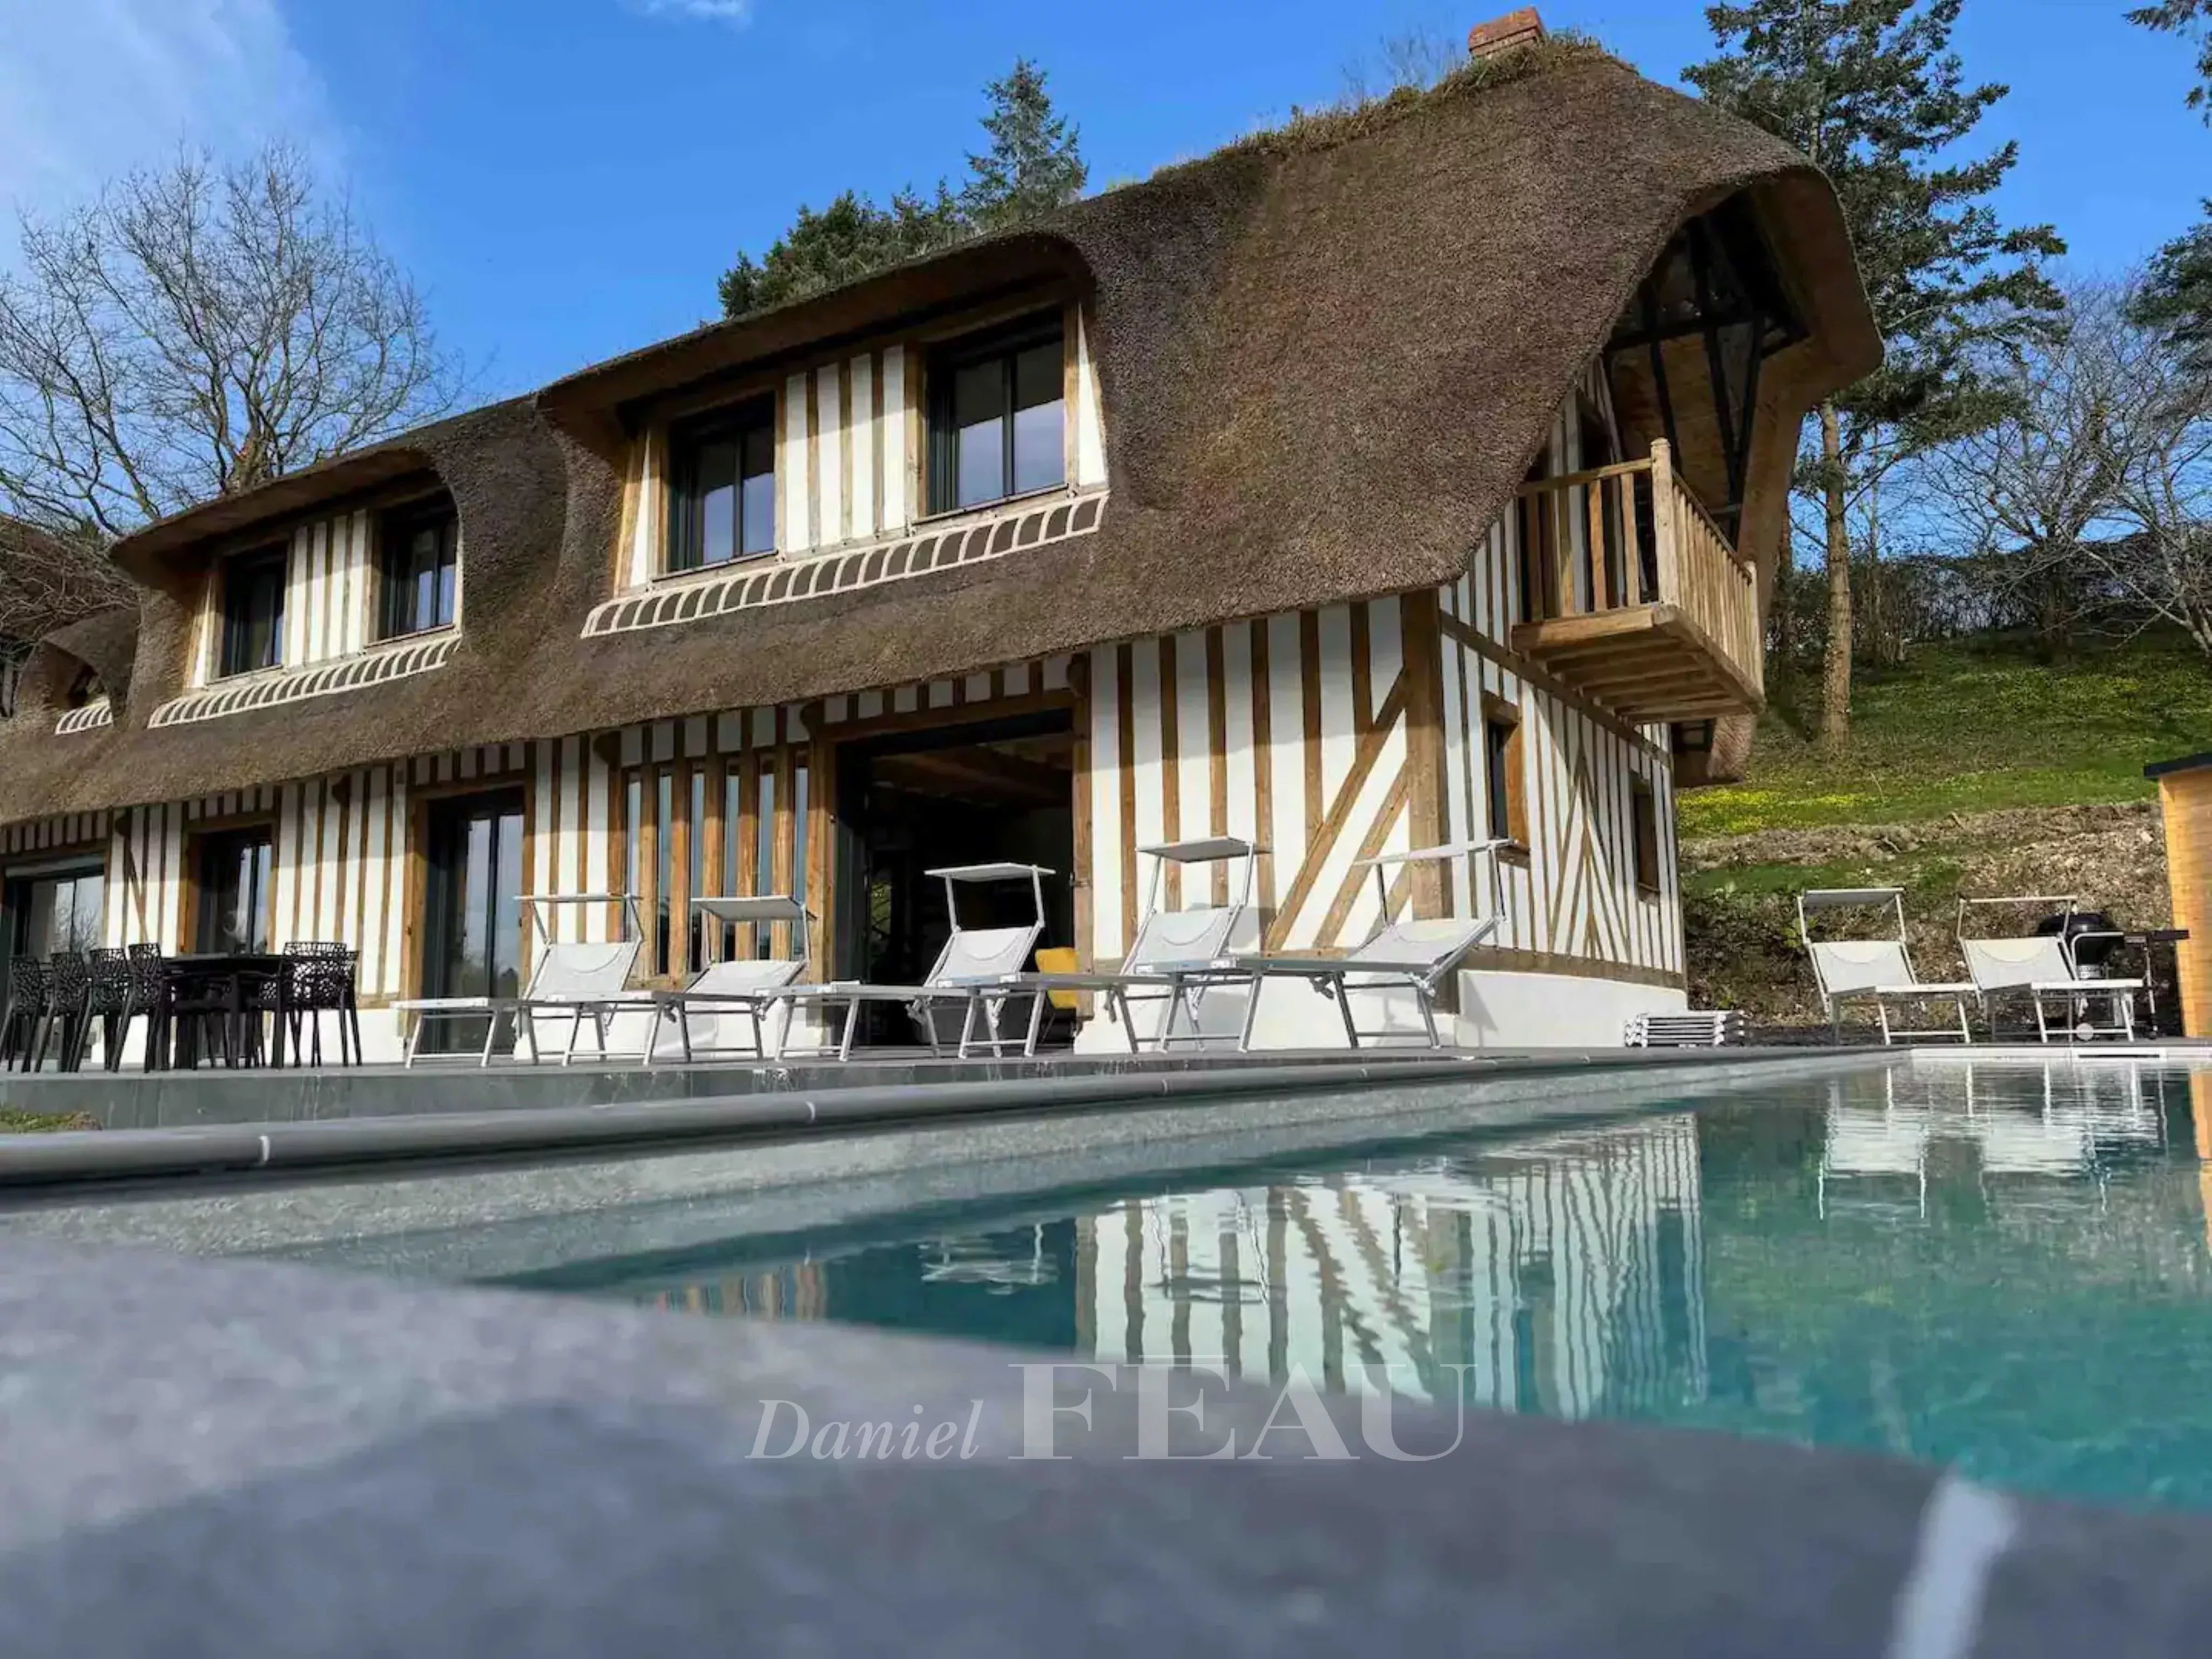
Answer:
[
  {"xmin": 583, "ymin": 490, "xmax": 1107, "ymax": 639},
  {"xmin": 53, "ymin": 698, "xmax": 113, "ymax": 736},
  {"xmin": 150, "ymin": 633, "xmax": 457, "ymax": 729}
]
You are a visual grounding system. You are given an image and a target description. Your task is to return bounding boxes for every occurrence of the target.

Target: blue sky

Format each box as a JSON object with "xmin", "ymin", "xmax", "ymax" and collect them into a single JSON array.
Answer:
[{"xmin": 3, "ymin": 0, "xmax": 2207, "ymax": 400}]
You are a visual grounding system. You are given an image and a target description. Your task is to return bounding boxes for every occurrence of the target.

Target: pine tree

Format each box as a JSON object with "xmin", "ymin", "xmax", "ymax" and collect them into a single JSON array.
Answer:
[
  {"xmin": 1687, "ymin": 0, "xmax": 2062, "ymax": 741},
  {"xmin": 2129, "ymin": 3, "xmax": 2212, "ymax": 370},
  {"xmin": 716, "ymin": 186, "xmax": 961, "ymax": 319},
  {"xmin": 961, "ymin": 59, "xmax": 1088, "ymax": 234},
  {"xmin": 718, "ymin": 60, "xmax": 1084, "ymax": 319}
]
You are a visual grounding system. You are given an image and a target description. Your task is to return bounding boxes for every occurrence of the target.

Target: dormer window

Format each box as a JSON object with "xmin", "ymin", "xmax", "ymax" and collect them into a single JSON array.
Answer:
[
  {"xmin": 217, "ymin": 545, "xmax": 286, "ymax": 678},
  {"xmin": 379, "ymin": 498, "xmax": 459, "ymax": 639},
  {"xmin": 928, "ymin": 318, "xmax": 1065, "ymax": 514},
  {"xmin": 670, "ymin": 400, "xmax": 776, "ymax": 571}
]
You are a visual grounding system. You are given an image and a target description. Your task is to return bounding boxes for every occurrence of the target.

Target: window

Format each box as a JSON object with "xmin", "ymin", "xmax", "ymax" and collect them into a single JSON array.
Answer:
[
  {"xmin": 928, "ymin": 320, "xmax": 1065, "ymax": 514},
  {"xmin": 5, "ymin": 866, "xmax": 105, "ymax": 959},
  {"xmin": 217, "ymin": 547, "xmax": 286, "ymax": 678},
  {"xmin": 1483, "ymin": 698, "xmax": 1527, "ymax": 849},
  {"xmin": 64, "ymin": 666, "xmax": 102, "ymax": 709},
  {"xmin": 1631, "ymin": 779, "xmax": 1661, "ymax": 896},
  {"xmin": 193, "ymin": 827, "xmax": 273, "ymax": 953},
  {"xmin": 379, "ymin": 501, "xmax": 458, "ymax": 638},
  {"xmin": 670, "ymin": 402, "xmax": 776, "ymax": 570}
]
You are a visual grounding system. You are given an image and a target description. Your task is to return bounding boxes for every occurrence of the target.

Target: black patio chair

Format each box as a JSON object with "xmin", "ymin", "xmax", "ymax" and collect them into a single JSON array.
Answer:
[
  {"xmin": 252, "ymin": 942, "xmax": 362, "ymax": 1068},
  {"xmin": 166, "ymin": 959, "xmax": 247, "ymax": 1070},
  {"xmin": 124, "ymin": 945, "xmax": 173, "ymax": 1070},
  {"xmin": 37, "ymin": 952, "xmax": 93, "ymax": 1072},
  {"xmin": 1, "ymin": 956, "xmax": 52, "ymax": 1072}
]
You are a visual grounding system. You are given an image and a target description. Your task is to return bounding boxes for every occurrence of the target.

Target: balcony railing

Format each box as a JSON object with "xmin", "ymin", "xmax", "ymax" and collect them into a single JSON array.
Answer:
[{"xmin": 1506, "ymin": 440, "xmax": 1764, "ymax": 721}]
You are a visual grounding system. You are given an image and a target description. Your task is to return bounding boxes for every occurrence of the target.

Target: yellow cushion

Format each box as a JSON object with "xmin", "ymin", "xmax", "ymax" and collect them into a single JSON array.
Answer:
[{"xmin": 1034, "ymin": 947, "xmax": 1080, "ymax": 1011}]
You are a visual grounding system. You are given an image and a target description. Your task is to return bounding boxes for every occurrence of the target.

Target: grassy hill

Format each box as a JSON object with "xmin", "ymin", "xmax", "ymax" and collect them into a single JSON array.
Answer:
[
  {"xmin": 1682, "ymin": 630, "xmax": 2207, "ymax": 1023},
  {"xmin": 1684, "ymin": 631, "xmax": 2212, "ymax": 839}
]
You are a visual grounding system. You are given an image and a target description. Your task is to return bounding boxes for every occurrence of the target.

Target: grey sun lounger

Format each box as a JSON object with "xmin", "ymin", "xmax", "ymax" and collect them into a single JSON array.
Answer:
[
  {"xmin": 641, "ymin": 896, "xmax": 815, "ymax": 1067},
  {"xmin": 1957, "ymin": 896, "xmax": 2145, "ymax": 1043},
  {"xmin": 1147, "ymin": 841, "xmax": 1512, "ymax": 1053},
  {"xmin": 1798, "ymin": 888, "xmax": 1974, "ymax": 1045},
  {"xmin": 981, "ymin": 837, "xmax": 1263, "ymax": 1056},
  {"xmin": 395, "ymin": 894, "xmax": 645, "ymax": 1067},
  {"xmin": 768, "ymin": 864, "xmax": 1051, "ymax": 1061}
]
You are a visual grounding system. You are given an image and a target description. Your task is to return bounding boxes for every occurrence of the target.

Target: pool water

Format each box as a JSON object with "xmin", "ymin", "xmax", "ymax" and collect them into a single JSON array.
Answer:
[{"xmin": 504, "ymin": 1060, "xmax": 2212, "ymax": 1510}]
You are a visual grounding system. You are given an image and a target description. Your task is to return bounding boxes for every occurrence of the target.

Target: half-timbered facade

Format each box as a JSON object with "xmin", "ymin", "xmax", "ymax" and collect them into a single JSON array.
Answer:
[{"xmin": 0, "ymin": 32, "xmax": 1879, "ymax": 1056}]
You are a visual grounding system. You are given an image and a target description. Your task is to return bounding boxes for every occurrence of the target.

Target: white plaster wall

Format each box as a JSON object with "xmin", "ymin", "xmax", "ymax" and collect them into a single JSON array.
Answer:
[{"xmin": 1453, "ymin": 969, "xmax": 1686, "ymax": 1050}]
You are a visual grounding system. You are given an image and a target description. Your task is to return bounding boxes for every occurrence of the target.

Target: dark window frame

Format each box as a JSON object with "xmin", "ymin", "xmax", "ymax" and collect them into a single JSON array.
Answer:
[
  {"xmin": 190, "ymin": 823, "xmax": 276, "ymax": 954},
  {"xmin": 215, "ymin": 545, "xmax": 287, "ymax": 679},
  {"xmin": 1482, "ymin": 695, "xmax": 1528, "ymax": 853},
  {"xmin": 926, "ymin": 315, "xmax": 1068, "ymax": 516},
  {"xmin": 1630, "ymin": 778, "xmax": 1662, "ymax": 896},
  {"xmin": 377, "ymin": 498, "xmax": 461, "ymax": 641},
  {"xmin": 667, "ymin": 397, "xmax": 778, "ymax": 573}
]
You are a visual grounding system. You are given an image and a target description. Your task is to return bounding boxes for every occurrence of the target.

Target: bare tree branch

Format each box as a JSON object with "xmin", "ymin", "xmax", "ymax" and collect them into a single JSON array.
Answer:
[{"xmin": 0, "ymin": 140, "xmax": 462, "ymax": 545}]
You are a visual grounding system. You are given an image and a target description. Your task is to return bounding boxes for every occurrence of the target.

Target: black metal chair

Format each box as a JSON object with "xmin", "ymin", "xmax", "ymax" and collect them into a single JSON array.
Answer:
[
  {"xmin": 273, "ymin": 942, "xmax": 362, "ymax": 1067},
  {"xmin": 166, "ymin": 959, "xmax": 246, "ymax": 1069},
  {"xmin": 38, "ymin": 952, "xmax": 93, "ymax": 1072},
  {"xmin": 85, "ymin": 947, "xmax": 169, "ymax": 1073},
  {"xmin": 1, "ymin": 956, "xmax": 52, "ymax": 1071},
  {"xmin": 124, "ymin": 945, "xmax": 173, "ymax": 1070}
]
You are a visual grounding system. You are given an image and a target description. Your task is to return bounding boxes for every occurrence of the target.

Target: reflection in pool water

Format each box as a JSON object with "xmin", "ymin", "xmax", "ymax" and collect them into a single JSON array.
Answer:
[{"xmin": 552, "ymin": 1062, "xmax": 2212, "ymax": 1508}]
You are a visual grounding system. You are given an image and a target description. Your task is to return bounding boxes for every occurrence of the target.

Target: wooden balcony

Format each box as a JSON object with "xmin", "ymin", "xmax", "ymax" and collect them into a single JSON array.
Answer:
[{"xmin": 1506, "ymin": 441, "xmax": 1764, "ymax": 721}]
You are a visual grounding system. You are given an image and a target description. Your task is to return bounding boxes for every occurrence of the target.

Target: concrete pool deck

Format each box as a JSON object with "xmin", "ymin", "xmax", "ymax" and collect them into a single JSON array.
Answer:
[
  {"xmin": 5, "ymin": 1236, "xmax": 2212, "ymax": 1658},
  {"xmin": 5, "ymin": 1037, "xmax": 2205, "ymax": 1137}
]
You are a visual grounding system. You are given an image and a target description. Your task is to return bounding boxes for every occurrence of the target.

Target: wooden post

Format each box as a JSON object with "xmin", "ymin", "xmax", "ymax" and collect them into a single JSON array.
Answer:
[
  {"xmin": 1399, "ymin": 591, "xmax": 1450, "ymax": 919},
  {"xmin": 1650, "ymin": 440, "xmax": 1681, "ymax": 609}
]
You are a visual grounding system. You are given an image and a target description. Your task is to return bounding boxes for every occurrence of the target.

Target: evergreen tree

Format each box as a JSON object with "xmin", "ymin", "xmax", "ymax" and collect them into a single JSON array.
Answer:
[
  {"xmin": 2128, "ymin": 2, "xmax": 2212, "ymax": 370},
  {"xmin": 718, "ymin": 60, "xmax": 1084, "ymax": 319},
  {"xmin": 1687, "ymin": 0, "xmax": 2062, "ymax": 741},
  {"xmin": 2132, "ymin": 1, "xmax": 2212, "ymax": 108},
  {"xmin": 961, "ymin": 59, "xmax": 1088, "ymax": 234},
  {"xmin": 716, "ymin": 186, "xmax": 961, "ymax": 319}
]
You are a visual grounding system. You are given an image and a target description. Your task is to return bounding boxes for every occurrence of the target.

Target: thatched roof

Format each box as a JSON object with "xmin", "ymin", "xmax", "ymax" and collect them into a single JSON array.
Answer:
[{"xmin": 0, "ymin": 43, "xmax": 1877, "ymax": 825}]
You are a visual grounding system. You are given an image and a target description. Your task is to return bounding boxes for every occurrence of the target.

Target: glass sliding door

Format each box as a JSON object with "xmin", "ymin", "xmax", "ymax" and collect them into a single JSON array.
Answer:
[
  {"xmin": 420, "ymin": 790, "xmax": 524, "ymax": 1055},
  {"xmin": 193, "ymin": 830, "xmax": 273, "ymax": 954}
]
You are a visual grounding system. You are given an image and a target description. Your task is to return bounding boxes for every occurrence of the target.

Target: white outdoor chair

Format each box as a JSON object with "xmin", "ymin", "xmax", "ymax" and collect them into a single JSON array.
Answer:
[
  {"xmin": 985, "ymin": 837, "xmax": 1262, "ymax": 1056},
  {"xmin": 1956, "ymin": 896, "xmax": 2144, "ymax": 1043},
  {"xmin": 771, "ymin": 864, "xmax": 1051, "ymax": 1061},
  {"xmin": 1798, "ymin": 888, "xmax": 1974, "ymax": 1045},
  {"xmin": 395, "ymin": 894, "xmax": 644, "ymax": 1068},
  {"xmin": 1150, "ymin": 841, "xmax": 1510, "ymax": 1053},
  {"xmin": 643, "ymin": 896, "xmax": 814, "ymax": 1067}
]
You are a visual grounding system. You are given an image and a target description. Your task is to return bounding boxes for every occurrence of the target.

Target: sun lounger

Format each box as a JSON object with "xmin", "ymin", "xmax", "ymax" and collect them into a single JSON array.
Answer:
[
  {"xmin": 771, "ymin": 864, "xmax": 1051, "ymax": 1060},
  {"xmin": 642, "ymin": 897, "xmax": 813, "ymax": 1066},
  {"xmin": 1797, "ymin": 888, "xmax": 1974, "ymax": 1045},
  {"xmin": 1147, "ymin": 842, "xmax": 1510, "ymax": 1052},
  {"xmin": 980, "ymin": 837, "xmax": 1263, "ymax": 1055},
  {"xmin": 395, "ymin": 894, "xmax": 644, "ymax": 1067},
  {"xmin": 1956, "ymin": 896, "xmax": 2144, "ymax": 1043}
]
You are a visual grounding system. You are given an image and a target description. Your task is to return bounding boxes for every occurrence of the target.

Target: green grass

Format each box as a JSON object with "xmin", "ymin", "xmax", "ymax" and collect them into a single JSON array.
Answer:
[
  {"xmin": 0, "ymin": 1110, "xmax": 97, "ymax": 1134},
  {"xmin": 1684, "ymin": 852, "xmax": 1968, "ymax": 902},
  {"xmin": 1682, "ymin": 631, "xmax": 2212, "ymax": 838}
]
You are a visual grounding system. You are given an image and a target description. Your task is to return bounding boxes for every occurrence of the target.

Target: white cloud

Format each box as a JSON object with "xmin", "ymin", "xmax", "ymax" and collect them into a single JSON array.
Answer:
[
  {"xmin": 0, "ymin": 0, "xmax": 335, "ymax": 221},
  {"xmin": 625, "ymin": 0, "xmax": 755, "ymax": 23}
]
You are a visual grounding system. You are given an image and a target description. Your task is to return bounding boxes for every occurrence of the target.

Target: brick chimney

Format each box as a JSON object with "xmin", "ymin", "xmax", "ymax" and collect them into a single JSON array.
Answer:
[{"xmin": 1467, "ymin": 8, "xmax": 1545, "ymax": 60}]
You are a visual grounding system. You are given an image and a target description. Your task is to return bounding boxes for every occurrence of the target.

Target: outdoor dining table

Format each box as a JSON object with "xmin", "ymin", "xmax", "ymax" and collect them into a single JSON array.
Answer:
[{"xmin": 156, "ymin": 952, "xmax": 287, "ymax": 1071}]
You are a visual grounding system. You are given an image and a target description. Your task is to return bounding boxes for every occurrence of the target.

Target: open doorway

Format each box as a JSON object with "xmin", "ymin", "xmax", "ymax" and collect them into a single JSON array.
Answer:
[{"xmin": 831, "ymin": 709, "xmax": 1076, "ymax": 1047}]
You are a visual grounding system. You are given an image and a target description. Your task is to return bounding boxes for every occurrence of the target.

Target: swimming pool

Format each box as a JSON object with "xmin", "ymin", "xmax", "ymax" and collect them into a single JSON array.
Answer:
[{"xmin": 483, "ymin": 1058, "xmax": 2212, "ymax": 1511}]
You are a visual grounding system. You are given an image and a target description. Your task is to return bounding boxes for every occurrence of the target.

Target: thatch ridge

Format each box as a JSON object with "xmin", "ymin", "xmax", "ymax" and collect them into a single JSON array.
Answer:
[{"xmin": 0, "ymin": 48, "xmax": 1877, "ymax": 825}]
